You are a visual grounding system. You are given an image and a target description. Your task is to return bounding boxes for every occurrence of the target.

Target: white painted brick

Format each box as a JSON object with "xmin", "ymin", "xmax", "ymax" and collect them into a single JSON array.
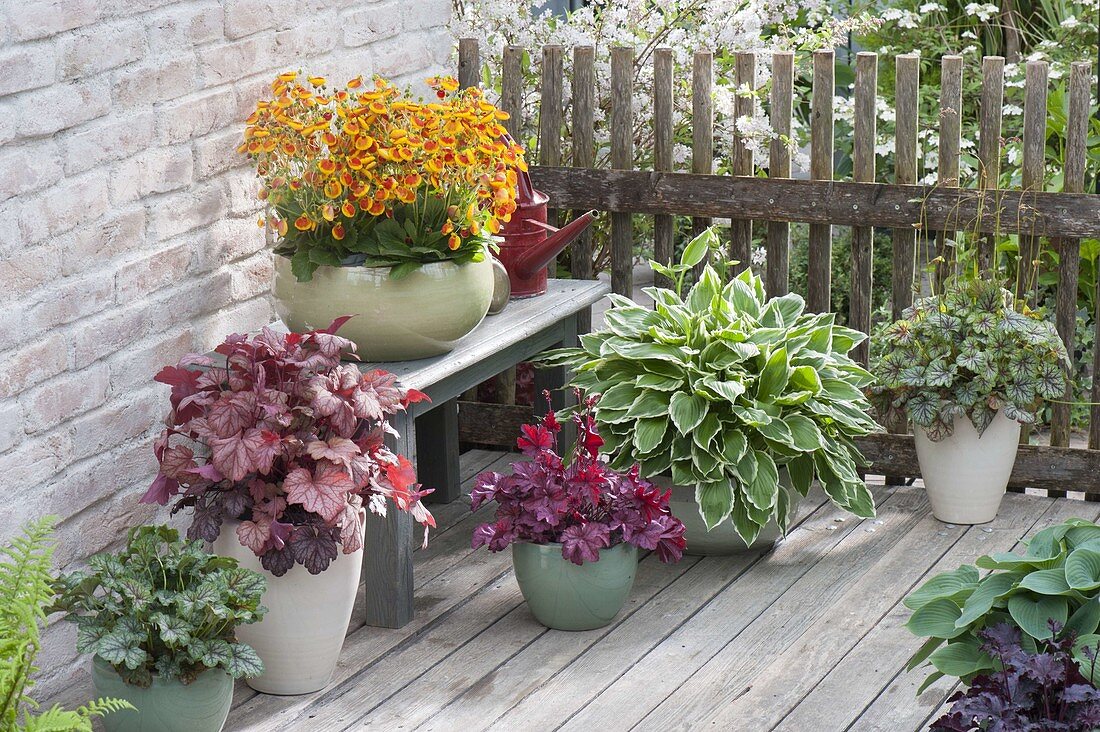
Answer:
[
  {"xmin": 146, "ymin": 270, "xmax": 234, "ymax": 332},
  {"xmin": 10, "ymin": 0, "xmax": 100, "ymax": 42},
  {"xmin": 114, "ymin": 243, "xmax": 194, "ymax": 302},
  {"xmin": 230, "ymin": 251, "xmax": 273, "ymax": 301},
  {"xmin": 194, "ymin": 126, "xmax": 245, "ymax": 179},
  {"xmin": 0, "ymin": 432, "xmax": 73, "ymax": 504},
  {"xmin": 52, "ymin": 487, "xmax": 162, "ymax": 568},
  {"xmin": 370, "ymin": 33, "xmax": 436, "ymax": 79},
  {"xmin": 222, "ymin": 173, "xmax": 263, "ymax": 217},
  {"xmin": 20, "ymin": 363, "xmax": 110, "ymax": 433},
  {"xmin": 0, "ymin": 332, "xmax": 69, "ymax": 398},
  {"xmin": 68, "ymin": 389, "xmax": 164, "ymax": 463},
  {"xmin": 224, "ymin": 0, "xmax": 294, "ymax": 39},
  {"xmin": 194, "ymin": 295, "xmax": 275, "ymax": 350},
  {"xmin": 344, "ymin": 5, "xmax": 402, "ymax": 47},
  {"xmin": 197, "ymin": 34, "xmax": 277, "ymax": 87},
  {"xmin": 68, "ymin": 305, "xmax": 151, "ymax": 370},
  {"xmin": 158, "ymin": 86, "xmax": 237, "ymax": 144},
  {"xmin": 59, "ymin": 207, "xmax": 146, "ymax": 275},
  {"xmin": 149, "ymin": 183, "xmax": 227, "ymax": 239},
  {"xmin": 106, "ymin": 329, "xmax": 193, "ymax": 392},
  {"xmin": 110, "ymin": 146, "xmax": 194, "ymax": 203},
  {"xmin": 198, "ymin": 214, "xmax": 266, "ymax": 270},
  {"xmin": 57, "ymin": 20, "xmax": 145, "ymax": 79},
  {"xmin": 0, "ymin": 43, "xmax": 58, "ymax": 97},
  {"xmin": 62, "ymin": 110, "xmax": 157, "ymax": 175},
  {"xmin": 0, "ymin": 240, "xmax": 63, "ymax": 303},
  {"xmin": 0, "ymin": 400, "xmax": 25, "ymax": 454},
  {"xmin": 2, "ymin": 78, "xmax": 112, "ymax": 144},
  {"xmin": 402, "ymin": 0, "xmax": 451, "ymax": 31},
  {"xmin": 16, "ymin": 173, "xmax": 111, "ymax": 245},
  {"xmin": 25, "ymin": 273, "xmax": 116, "ymax": 333},
  {"xmin": 274, "ymin": 18, "xmax": 338, "ymax": 58},
  {"xmin": 147, "ymin": 1, "xmax": 224, "ymax": 48},
  {"xmin": 0, "ymin": 139, "xmax": 64, "ymax": 202},
  {"xmin": 113, "ymin": 55, "xmax": 198, "ymax": 107}
]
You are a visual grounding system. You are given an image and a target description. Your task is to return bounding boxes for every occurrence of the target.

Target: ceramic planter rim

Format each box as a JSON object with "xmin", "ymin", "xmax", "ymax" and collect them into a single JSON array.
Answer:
[
  {"xmin": 273, "ymin": 251, "xmax": 488, "ymax": 273},
  {"xmin": 91, "ymin": 654, "xmax": 229, "ymax": 686}
]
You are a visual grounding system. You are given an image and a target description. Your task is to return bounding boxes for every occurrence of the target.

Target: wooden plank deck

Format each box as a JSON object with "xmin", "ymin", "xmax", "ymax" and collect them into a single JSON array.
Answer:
[{"xmin": 227, "ymin": 449, "xmax": 1099, "ymax": 732}]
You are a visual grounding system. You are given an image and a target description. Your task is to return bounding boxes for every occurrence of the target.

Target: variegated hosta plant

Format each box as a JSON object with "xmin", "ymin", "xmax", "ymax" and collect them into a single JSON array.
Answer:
[
  {"xmin": 543, "ymin": 229, "xmax": 879, "ymax": 545},
  {"xmin": 869, "ymin": 278, "xmax": 1069, "ymax": 440}
]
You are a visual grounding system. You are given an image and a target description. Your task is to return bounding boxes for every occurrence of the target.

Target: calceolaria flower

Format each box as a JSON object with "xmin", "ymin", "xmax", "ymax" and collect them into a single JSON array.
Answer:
[{"xmin": 241, "ymin": 73, "xmax": 527, "ymax": 281}]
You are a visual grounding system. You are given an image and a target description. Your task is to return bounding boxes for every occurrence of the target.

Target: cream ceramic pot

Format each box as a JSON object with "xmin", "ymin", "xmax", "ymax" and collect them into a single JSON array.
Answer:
[
  {"xmin": 914, "ymin": 411, "xmax": 1021, "ymax": 525},
  {"xmin": 272, "ymin": 254, "xmax": 494, "ymax": 361},
  {"xmin": 212, "ymin": 517, "xmax": 365, "ymax": 695}
]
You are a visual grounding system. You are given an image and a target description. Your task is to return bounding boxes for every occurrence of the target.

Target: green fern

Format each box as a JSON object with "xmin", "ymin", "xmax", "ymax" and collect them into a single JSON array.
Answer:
[{"xmin": 0, "ymin": 517, "xmax": 133, "ymax": 731}]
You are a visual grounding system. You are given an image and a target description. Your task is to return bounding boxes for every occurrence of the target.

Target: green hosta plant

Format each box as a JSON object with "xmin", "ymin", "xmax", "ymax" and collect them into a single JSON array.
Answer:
[
  {"xmin": 543, "ymin": 228, "xmax": 880, "ymax": 545},
  {"xmin": 905, "ymin": 518, "xmax": 1100, "ymax": 693},
  {"xmin": 1, "ymin": 517, "xmax": 132, "ymax": 731},
  {"xmin": 869, "ymin": 277, "xmax": 1069, "ymax": 440},
  {"xmin": 51, "ymin": 525, "xmax": 266, "ymax": 688}
]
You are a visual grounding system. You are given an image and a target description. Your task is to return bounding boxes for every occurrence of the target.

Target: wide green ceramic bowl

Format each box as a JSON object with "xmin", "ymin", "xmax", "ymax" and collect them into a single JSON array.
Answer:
[
  {"xmin": 272, "ymin": 253, "xmax": 494, "ymax": 361},
  {"xmin": 511, "ymin": 541, "xmax": 639, "ymax": 631},
  {"xmin": 91, "ymin": 656, "xmax": 233, "ymax": 732}
]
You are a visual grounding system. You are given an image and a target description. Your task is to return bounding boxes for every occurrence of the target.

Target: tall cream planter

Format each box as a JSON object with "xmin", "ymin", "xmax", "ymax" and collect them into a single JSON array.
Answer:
[
  {"xmin": 212, "ymin": 518, "xmax": 365, "ymax": 695},
  {"xmin": 914, "ymin": 411, "xmax": 1022, "ymax": 525},
  {"xmin": 272, "ymin": 254, "xmax": 494, "ymax": 361}
]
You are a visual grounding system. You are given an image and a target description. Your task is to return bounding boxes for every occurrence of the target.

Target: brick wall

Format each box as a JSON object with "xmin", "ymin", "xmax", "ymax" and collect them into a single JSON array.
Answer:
[{"xmin": 0, "ymin": 0, "xmax": 453, "ymax": 702}]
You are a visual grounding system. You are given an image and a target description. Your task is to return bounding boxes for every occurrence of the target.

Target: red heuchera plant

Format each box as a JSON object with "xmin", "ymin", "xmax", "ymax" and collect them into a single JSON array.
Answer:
[
  {"xmin": 142, "ymin": 318, "xmax": 435, "ymax": 576},
  {"xmin": 471, "ymin": 392, "xmax": 686, "ymax": 565}
]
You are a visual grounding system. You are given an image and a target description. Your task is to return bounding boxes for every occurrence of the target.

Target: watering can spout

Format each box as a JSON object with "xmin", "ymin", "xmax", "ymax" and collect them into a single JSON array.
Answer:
[{"xmin": 512, "ymin": 211, "xmax": 597, "ymax": 279}]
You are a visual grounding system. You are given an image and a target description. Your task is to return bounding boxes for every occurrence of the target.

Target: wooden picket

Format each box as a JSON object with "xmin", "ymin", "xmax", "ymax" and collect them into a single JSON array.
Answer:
[{"xmin": 455, "ymin": 39, "xmax": 1100, "ymax": 492}]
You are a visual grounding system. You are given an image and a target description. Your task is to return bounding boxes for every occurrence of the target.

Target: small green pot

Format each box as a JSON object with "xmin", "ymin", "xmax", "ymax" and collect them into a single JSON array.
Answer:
[
  {"xmin": 91, "ymin": 656, "xmax": 233, "ymax": 732},
  {"xmin": 511, "ymin": 541, "xmax": 639, "ymax": 631}
]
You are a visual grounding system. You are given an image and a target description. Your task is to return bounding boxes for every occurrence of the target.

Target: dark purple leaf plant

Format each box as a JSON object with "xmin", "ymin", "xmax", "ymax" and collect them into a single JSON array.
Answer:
[
  {"xmin": 932, "ymin": 621, "xmax": 1100, "ymax": 732},
  {"xmin": 142, "ymin": 317, "xmax": 435, "ymax": 576},
  {"xmin": 471, "ymin": 392, "xmax": 687, "ymax": 565}
]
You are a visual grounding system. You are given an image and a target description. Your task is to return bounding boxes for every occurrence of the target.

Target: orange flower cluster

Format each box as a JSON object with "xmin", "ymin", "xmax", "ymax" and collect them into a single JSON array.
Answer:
[{"xmin": 241, "ymin": 73, "xmax": 527, "ymax": 249}]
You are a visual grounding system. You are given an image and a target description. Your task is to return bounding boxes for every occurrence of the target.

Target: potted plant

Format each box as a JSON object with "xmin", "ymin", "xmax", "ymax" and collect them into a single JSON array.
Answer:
[
  {"xmin": 869, "ymin": 277, "xmax": 1069, "ymax": 524},
  {"xmin": 50, "ymin": 524, "xmax": 265, "ymax": 732},
  {"xmin": 543, "ymin": 228, "xmax": 879, "ymax": 554},
  {"xmin": 242, "ymin": 72, "xmax": 526, "ymax": 360},
  {"xmin": 471, "ymin": 393, "xmax": 686, "ymax": 630},
  {"xmin": 141, "ymin": 321, "xmax": 435, "ymax": 694},
  {"xmin": 3, "ymin": 517, "xmax": 132, "ymax": 731},
  {"xmin": 905, "ymin": 518, "xmax": 1100, "ymax": 694}
]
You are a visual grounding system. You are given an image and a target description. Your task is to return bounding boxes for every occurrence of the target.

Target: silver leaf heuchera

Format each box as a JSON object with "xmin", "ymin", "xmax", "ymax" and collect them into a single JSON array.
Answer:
[
  {"xmin": 869, "ymin": 278, "xmax": 1070, "ymax": 441},
  {"xmin": 142, "ymin": 317, "xmax": 435, "ymax": 576},
  {"xmin": 542, "ymin": 228, "xmax": 879, "ymax": 546}
]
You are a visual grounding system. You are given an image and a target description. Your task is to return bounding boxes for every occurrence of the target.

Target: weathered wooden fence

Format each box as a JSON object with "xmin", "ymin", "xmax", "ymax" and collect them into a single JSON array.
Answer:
[{"xmin": 454, "ymin": 38, "xmax": 1100, "ymax": 494}]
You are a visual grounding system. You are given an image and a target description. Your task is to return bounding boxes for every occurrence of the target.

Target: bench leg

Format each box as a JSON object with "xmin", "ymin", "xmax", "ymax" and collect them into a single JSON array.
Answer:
[
  {"xmin": 365, "ymin": 409, "xmax": 415, "ymax": 628},
  {"xmin": 416, "ymin": 398, "xmax": 461, "ymax": 504}
]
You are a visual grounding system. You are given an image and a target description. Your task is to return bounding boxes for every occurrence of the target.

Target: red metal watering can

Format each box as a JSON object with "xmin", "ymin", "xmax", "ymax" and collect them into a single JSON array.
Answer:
[{"xmin": 495, "ymin": 165, "xmax": 596, "ymax": 299}]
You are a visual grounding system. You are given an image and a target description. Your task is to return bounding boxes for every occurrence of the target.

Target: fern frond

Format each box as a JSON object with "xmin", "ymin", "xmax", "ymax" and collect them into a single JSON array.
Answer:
[
  {"xmin": 75, "ymin": 697, "xmax": 135, "ymax": 718},
  {"xmin": 18, "ymin": 704, "xmax": 93, "ymax": 732}
]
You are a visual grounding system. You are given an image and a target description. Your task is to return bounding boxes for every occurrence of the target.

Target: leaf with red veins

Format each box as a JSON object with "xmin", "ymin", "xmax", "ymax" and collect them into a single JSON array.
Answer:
[
  {"xmin": 307, "ymin": 379, "xmax": 344, "ymax": 417},
  {"xmin": 154, "ymin": 365, "xmax": 201, "ymax": 403},
  {"xmin": 188, "ymin": 463, "xmax": 224, "ymax": 482},
  {"xmin": 284, "ymin": 466, "xmax": 353, "ymax": 522},
  {"xmin": 159, "ymin": 445, "xmax": 196, "ymax": 480},
  {"xmin": 383, "ymin": 455, "xmax": 422, "ymax": 511},
  {"xmin": 354, "ymin": 370, "xmax": 406, "ymax": 420},
  {"xmin": 327, "ymin": 404, "xmax": 357, "ymax": 438},
  {"xmin": 306, "ymin": 437, "xmax": 360, "ymax": 468},
  {"xmin": 340, "ymin": 498, "xmax": 364, "ymax": 553},
  {"xmin": 210, "ymin": 431, "xmax": 257, "ymax": 482},
  {"xmin": 140, "ymin": 473, "xmax": 179, "ymax": 505},
  {"xmin": 310, "ymin": 331, "xmax": 355, "ymax": 358},
  {"xmin": 236, "ymin": 517, "xmax": 271, "ymax": 554},
  {"xmin": 290, "ymin": 525, "xmax": 340, "ymax": 574},
  {"xmin": 248, "ymin": 429, "xmax": 283, "ymax": 475},
  {"xmin": 207, "ymin": 391, "xmax": 257, "ymax": 438},
  {"xmin": 403, "ymin": 388, "xmax": 431, "ymax": 406}
]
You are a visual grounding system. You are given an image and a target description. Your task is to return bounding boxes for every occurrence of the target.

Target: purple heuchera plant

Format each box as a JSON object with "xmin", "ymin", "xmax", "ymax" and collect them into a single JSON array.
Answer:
[
  {"xmin": 471, "ymin": 392, "xmax": 687, "ymax": 566},
  {"xmin": 141, "ymin": 318, "xmax": 435, "ymax": 576},
  {"xmin": 932, "ymin": 622, "xmax": 1100, "ymax": 732}
]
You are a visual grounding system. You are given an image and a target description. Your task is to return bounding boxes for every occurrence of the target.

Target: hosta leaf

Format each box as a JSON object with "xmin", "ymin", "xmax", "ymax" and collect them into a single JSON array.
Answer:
[
  {"xmin": 744, "ymin": 451, "xmax": 779, "ymax": 511},
  {"xmin": 1066, "ymin": 598, "xmax": 1100, "ymax": 637},
  {"xmin": 634, "ymin": 417, "xmax": 668, "ymax": 455},
  {"xmin": 907, "ymin": 598, "xmax": 967, "ymax": 639},
  {"xmin": 788, "ymin": 365, "xmax": 822, "ymax": 394},
  {"xmin": 608, "ymin": 341, "xmax": 687, "ymax": 364},
  {"xmin": 820, "ymin": 377, "xmax": 865, "ymax": 402},
  {"xmin": 757, "ymin": 418, "xmax": 793, "ymax": 448},
  {"xmin": 598, "ymin": 383, "xmax": 640, "ymax": 411},
  {"xmin": 843, "ymin": 481, "xmax": 875, "ymax": 518},
  {"xmin": 787, "ymin": 454, "xmax": 814, "ymax": 496},
  {"xmin": 730, "ymin": 493, "xmax": 764, "ymax": 546},
  {"xmin": 721, "ymin": 430, "xmax": 748, "ymax": 465},
  {"xmin": 762, "ymin": 293, "xmax": 806, "ymax": 328},
  {"xmin": 954, "ymin": 572, "xmax": 1021, "ymax": 628},
  {"xmin": 783, "ymin": 414, "xmax": 825, "ymax": 452},
  {"xmin": 697, "ymin": 479, "xmax": 734, "ymax": 529},
  {"xmin": 625, "ymin": 390, "xmax": 671, "ymax": 419},
  {"xmin": 1074, "ymin": 634, "xmax": 1100, "ymax": 684},
  {"xmin": 756, "ymin": 347, "xmax": 790, "ymax": 401},
  {"xmin": 1007, "ymin": 593, "xmax": 1069, "ymax": 641},
  {"xmin": 680, "ymin": 228, "xmax": 711, "ymax": 267},
  {"xmin": 1066, "ymin": 548, "xmax": 1100, "ymax": 591},
  {"xmin": 694, "ymin": 413, "xmax": 721, "ymax": 450},
  {"xmin": 735, "ymin": 448, "xmax": 758, "ymax": 486},
  {"xmin": 1017, "ymin": 567, "xmax": 1073, "ymax": 596},
  {"xmin": 904, "ymin": 565, "xmax": 981, "ymax": 610},
  {"xmin": 905, "ymin": 636, "xmax": 945, "ymax": 672},
  {"xmin": 670, "ymin": 392, "xmax": 707, "ymax": 434},
  {"xmin": 929, "ymin": 639, "xmax": 995, "ymax": 678},
  {"xmin": 636, "ymin": 373, "xmax": 684, "ymax": 391},
  {"xmin": 702, "ymin": 377, "xmax": 747, "ymax": 403}
]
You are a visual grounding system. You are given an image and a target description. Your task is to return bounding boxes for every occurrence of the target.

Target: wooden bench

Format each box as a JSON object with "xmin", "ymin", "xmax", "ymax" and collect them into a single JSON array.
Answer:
[{"xmin": 357, "ymin": 278, "xmax": 609, "ymax": 628}]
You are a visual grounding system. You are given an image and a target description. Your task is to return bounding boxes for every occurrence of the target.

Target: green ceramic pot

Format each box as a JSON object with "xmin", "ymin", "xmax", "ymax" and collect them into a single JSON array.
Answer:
[
  {"xmin": 511, "ymin": 541, "xmax": 639, "ymax": 631},
  {"xmin": 272, "ymin": 253, "xmax": 494, "ymax": 361},
  {"xmin": 652, "ymin": 473, "xmax": 801, "ymax": 556},
  {"xmin": 91, "ymin": 656, "xmax": 233, "ymax": 732}
]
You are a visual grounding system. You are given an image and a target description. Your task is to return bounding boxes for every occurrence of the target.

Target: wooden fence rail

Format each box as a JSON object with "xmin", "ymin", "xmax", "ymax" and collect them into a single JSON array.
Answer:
[{"xmin": 455, "ymin": 39, "xmax": 1100, "ymax": 492}]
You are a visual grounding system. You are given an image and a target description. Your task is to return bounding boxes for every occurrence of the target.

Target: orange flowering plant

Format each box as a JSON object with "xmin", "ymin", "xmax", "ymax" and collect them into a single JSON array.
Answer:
[{"xmin": 241, "ymin": 72, "xmax": 527, "ymax": 282}]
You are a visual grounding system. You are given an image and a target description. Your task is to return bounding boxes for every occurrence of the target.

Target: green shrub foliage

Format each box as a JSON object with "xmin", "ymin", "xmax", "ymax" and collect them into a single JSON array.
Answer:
[
  {"xmin": 544, "ymin": 228, "xmax": 879, "ymax": 545},
  {"xmin": 52, "ymin": 525, "xmax": 266, "ymax": 688},
  {"xmin": 870, "ymin": 278, "xmax": 1069, "ymax": 440},
  {"xmin": 905, "ymin": 519, "xmax": 1100, "ymax": 694}
]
